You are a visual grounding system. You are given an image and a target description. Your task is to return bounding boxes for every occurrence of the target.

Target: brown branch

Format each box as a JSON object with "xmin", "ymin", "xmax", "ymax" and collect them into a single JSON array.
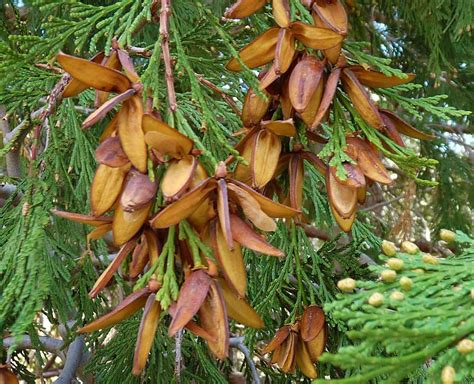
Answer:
[
  {"xmin": 427, "ymin": 123, "xmax": 473, "ymax": 135},
  {"xmin": 302, "ymin": 224, "xmax": 331, "ymax": 241},
  {"xmin": 34, "ymin": 63, "xmax": 64, "ymax": 74},
  {"xmin": 360, "ymin": 196, "xmax": 404, "ymax": 212},
  {"xmin": 43, "ymin": 354, "xmax": 58, "ymax": 372},
  {"xmin": 126, "ymin": 45, "xmax": 153, "ymax": 57},
  {"xmin": 1, "ymin": 75, "xmax": 70, "ymax": 177},
  {"xmin": 195, "ymin": 74, "xmax": 241, "ymax": 116},
  {"xmin": 38, "ymin": 98, "xmax": 94, "ymax": 115},
  {"xmin": 41, "ymin": 370, "xmax": 61, "ymax": 379},
  {"xmin": 440, "ymin": 135, "xmax": 474, "ymax": 151},
  {"xmin": 160, "ymin": 0, "xmax": 177, "ymax": 112},
  {"xmin": 30, "ymin": 75, "xmax": 70, "ymax": 162}
]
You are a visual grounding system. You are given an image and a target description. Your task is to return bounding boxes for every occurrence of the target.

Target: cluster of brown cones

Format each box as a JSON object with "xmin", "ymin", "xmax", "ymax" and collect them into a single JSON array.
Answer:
[
  {"xmin": 262, "ymin": 306, "xmax": 326, "ymax": 379},
  {"xmin": 52, "ymin": 44, "xmax": 299, "ymax": 375},
  {"xmin": 48, "ymin": 0, "xmax": 435, "ymax": 378},
  {"xmin": 225, "ymin": 0, "xmax": 434, "ymax": 231}
]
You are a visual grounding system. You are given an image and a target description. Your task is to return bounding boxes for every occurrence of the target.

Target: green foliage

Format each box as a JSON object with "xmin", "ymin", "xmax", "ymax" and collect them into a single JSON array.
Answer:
[
  {"xmin": 345, "ymin": 42, "xmax": 411, "ymax": 78},
  {"xmin": 0, "ymin": 0, "xmax": 472, "ymax": 382},
  {"xmin": 421, "ymin": 141, "xmax": 474, "ymax": 234},
  {"xmin": 318, "ymin": 232, "xmax": 474, "ymax": 383},
  {"xmin": 0, "ymin": 186, "xmax": 52, "ymax": 340},
  {"xmin": 27, "ymin": 0, "xmax": 152, "ymax": 55},
  {"xmin": 86, "ymin": 315, "xmax": 232, "ymax": 383},
  {"xmin": 378, "ymin": 84, "xmax": 471, "ymax": 121},
  {"xmin": 352, "ymin": 0, "xmax": 474, "ymax": 74},
  {"xmin": 242, "ymin": 221, "xmax": 374, "ymax": 379},
  {"xmin": 86, "ymin": 316, "xmax": 175, "ymax": 384}
]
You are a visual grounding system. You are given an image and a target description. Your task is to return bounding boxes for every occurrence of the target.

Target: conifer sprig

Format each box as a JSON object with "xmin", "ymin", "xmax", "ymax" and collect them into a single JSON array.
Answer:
[{"xmin": 319, "ymin": 233, "xmax": 474, "ymax": 383}]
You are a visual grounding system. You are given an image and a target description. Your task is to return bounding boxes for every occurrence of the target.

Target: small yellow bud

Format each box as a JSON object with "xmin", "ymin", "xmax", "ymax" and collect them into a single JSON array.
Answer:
[
  {"xmin": 440, "ymin": 229, "xmax": 456, "ymax": 243},
  {"xmin": 381, "ymin": 240, "xmax": 397, "ymax": 256},
  {"xmin": 387, "ymin": 258, "xmax": 404, "ymax": 271},
  {"xmin": 368, "ymin": 292, "xmax": 384, "ymax": 307},
  {"xmin": 381, "ymin": 270, "xmax": 397, "ymax": 283},
  {"xmin": 390, "ymin": 291, "xmax": 405, "ymax": 301},
  {"xmin": 456, "ymin": 339, "xmax": 474, "ymax": 354},
  {"xmin": 401, "ymin": 241, "xmax": 419, "ymax": 254},
  {"xmin": 412, "ymin": 269, "xmax": 425, "ymax": 274},
  {"xmin": 422, "ymin": 254, "xmax": 439, "ymax": 265},
  {"xmin": 471, "ymin": 289, "xmax": 474, "ymax": 299},
  {"xmin": 337, "ymin": 278, "xmax": 356, "ymax": 293},
  {"xmin": 400, "ymin": 276, "xmax": 413, "ymax": 291},
  {"xmin": 441, "ymin": 366, "xmax": 456, "ymax": 384},
  {"xmin": 22, "ymin": 202, "xmax": 30, "ymax": 216}
]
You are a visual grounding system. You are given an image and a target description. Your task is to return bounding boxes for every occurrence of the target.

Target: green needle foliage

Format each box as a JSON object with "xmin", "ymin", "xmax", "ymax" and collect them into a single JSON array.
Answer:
[
  {"xmin": 0, "ymin": 0, "xmax": 472, "ymax": 383},
  {"xmin": 318, "ymin": 232, "xmax": 474, "ymax": 383}
]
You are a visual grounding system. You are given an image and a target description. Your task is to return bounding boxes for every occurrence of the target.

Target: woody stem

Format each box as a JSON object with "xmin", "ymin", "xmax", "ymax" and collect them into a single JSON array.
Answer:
[
  {"xmin": 160, "ymin": 0, "xmax": 177, "ymax": 112},
  {"xmin": 195, "ymin": 74, "xmax": 241, "ymax": 116}
]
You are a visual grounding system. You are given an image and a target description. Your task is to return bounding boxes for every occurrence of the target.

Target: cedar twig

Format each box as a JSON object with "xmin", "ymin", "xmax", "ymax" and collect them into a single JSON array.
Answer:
[
  {"xmin": 302, "ymin": 224, "xmax": 331, "ymax": 241},
  {"xmin": 1, "ymin": 76, "xmax": 70, "ymax": 176},
  {"xmin": 38, "ymin": 98, "xmax": 94, "ymax": 115},
  {"xmin": 174, "ymin": 330, "xmax": 183, "ymax": 383},
  {"xmin": 0, "ymin": 183, "xmax": 22, "ymax": 207},
  {"xmin": 30, "ymin": 75, "xmax": 70, "ymax": 162},
  {"xmin": 53, "ymin": 336, "xmax": 85, "ymax": 384},
  {"xmin": 359, "ymin": 253, "xmax": 377, "ymax": 266},
  {"xmin": 360, "ymin": 196, "xmax": 404, "ymax": 212},
  {"xmin": 160, "ymin": 0, "xmax": 177, "ymax": 112},
  {"xmin": 229, "ymin": 337, "xmax": 260, "ymax": 384},
  {"xmin": 3, "ymin": 336, "xmax": 65, "ymax": 359},
  {"xmin": 2, "ymin": 107, "xmax": 44, "ymax": 154},
  {"xmin": 427, "ymin": 123, "xmax": 473, "ymax": 135},
  {"xmin": 1, "ymin": 105, "xmax": 22, "ymax": 178},
  {"xmin": 43, "ymin": 354, "xmax": 58, "ymax": 372},
  {"xmin": 126, "ymin": 45, "xmax": 153, "ymax": 57},
  {"xmin": 195, "ymin": 74, "xmax": 241, "ymax": 116},
  {"xmin": 41, "ymin": 370, "xmax": 61, "ymax": 379},
  {"xmin": 34, "ymin": 63, "xmax": 64, "ymax": 74},
  {"xmin": 73, "ymin": 106, "xmax": 95, "ymax": 115},
  {"xmin": 0, "ymin": 184, "xmax": 18, "ymax": 200}
]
